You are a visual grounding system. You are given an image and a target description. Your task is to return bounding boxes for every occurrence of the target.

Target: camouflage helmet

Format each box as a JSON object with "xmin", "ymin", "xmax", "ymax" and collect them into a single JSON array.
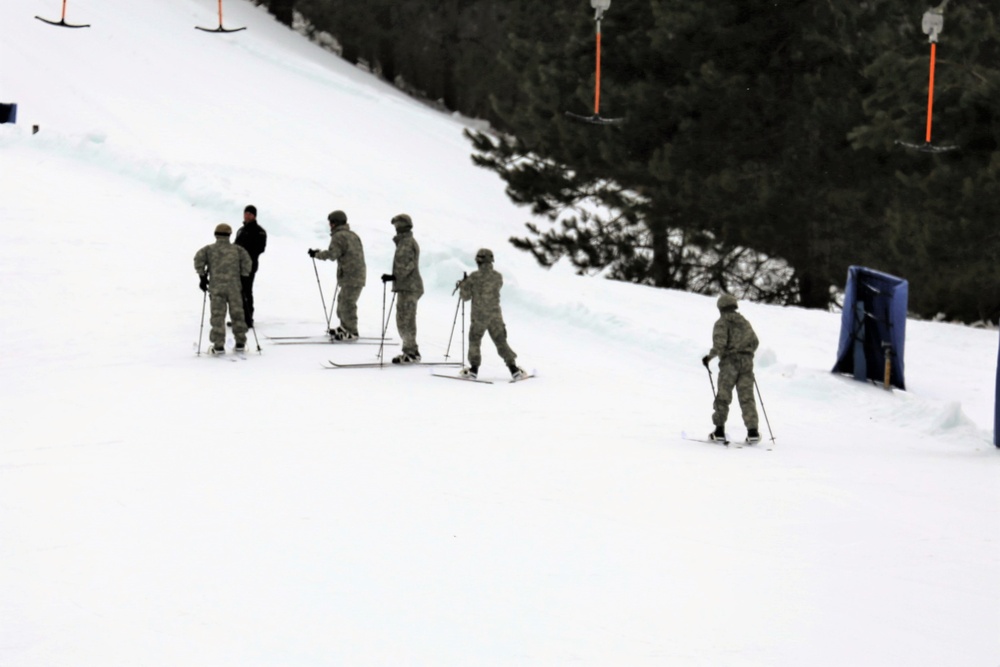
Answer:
[
  {"xmin": 717, "ymin": 294, "xmax": 738, "ymax": 310},
  {"xmin": 475, "ymin": 248, "xmax": 494, "ymax": 264},
  {"xmin": 328, "ymin": 210, "xmax": 347, "ymax": 225},
  {"xmin": 391, "ymin": 213, "xmax": 412, "ymax": 229},
  {"xmin": 214, "ymin": 223, "xmax": 232, "ymax": 236}
]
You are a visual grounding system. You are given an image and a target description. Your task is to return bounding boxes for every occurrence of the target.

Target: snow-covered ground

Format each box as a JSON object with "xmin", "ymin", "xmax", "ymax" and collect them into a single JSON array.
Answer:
[{"xmin": 1, "ymin": 1, "xmax": 998, "ymax": 665}]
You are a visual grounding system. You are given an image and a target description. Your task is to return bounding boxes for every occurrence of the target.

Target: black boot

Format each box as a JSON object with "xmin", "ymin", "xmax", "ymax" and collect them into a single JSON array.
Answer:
[{"xmin": 710, "ymin": 425, "xmax": 727, "ymax": 442}]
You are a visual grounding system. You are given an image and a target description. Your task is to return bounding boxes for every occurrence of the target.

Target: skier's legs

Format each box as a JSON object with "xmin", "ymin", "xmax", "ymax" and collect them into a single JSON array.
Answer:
[
  {"xmin": 242, "ymin": 270, "xmax": 256, "ymax": 327},
  {"xmin": 209, "ymin": 292, "xmax": 227, "ymax": 347},
  {"xmin": 395, "ymin": 292, "xmax": 419, "ymax": 355},
  {"xmin": 486, "ymin": 319, "xmax": 517, "ymax": 366},
  {"xmin": 735, "ymin": 357, "xmax": 758, "ymax": 430},
  {"xmin": 712, "ymin": 358, "xmax": 739, "ymax": 427},
  {"xmin": 228, "ymin": 288, "xmax": 248, "ymax": 346},
  {"xmin": 337, "ymin": 285, "xmax": 363, "ymax": 335},
  {"xmin": 467, "ymin": 320, "xmax": 486, "ymax": 368}
]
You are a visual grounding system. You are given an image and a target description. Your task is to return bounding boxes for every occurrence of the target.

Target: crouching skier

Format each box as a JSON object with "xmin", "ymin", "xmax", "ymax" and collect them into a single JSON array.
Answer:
[{"xmin": 195, "ymin": 223, "xmax": 252, "ymax": 354}]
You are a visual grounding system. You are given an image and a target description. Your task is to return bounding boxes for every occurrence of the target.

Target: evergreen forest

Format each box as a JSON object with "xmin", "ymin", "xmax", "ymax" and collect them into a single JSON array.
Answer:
[{"xmin": 258, "ymin": 0, "xmax": 1000, "ymax": 322}]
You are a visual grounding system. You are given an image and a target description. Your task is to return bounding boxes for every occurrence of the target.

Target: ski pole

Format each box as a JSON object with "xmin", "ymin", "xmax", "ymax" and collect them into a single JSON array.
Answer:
[
  {"xmin": 444, "ymin": 292, "xmax": 462, "ymax": 359},
  {"xmin": 196, "ymin": 290, "xmax": 208, "ymax": 355},
  {"xmin": 327, "ymin": 283, "xmax": 340, "ymax": 332},
  {"xmin": 705, "ymin": 365, "xmax": 717, "ymax": 398},
  {"xmin": 312, "ymin": 257, "xmax": 330, "ymax": 331},
  {"xmin": 754, "ymin": 378, "xmax": 775, "ymax": 444},
  {"xmin": 377, "ymin": 292, "xmax": 396, "ymax": 364},
  {"xmin": 249, "ymin": 322, "xmax": 261, "ymax": 354},
  {"xmin": 378, "ymin": 281, "xmax": 389, "ymax": 364}
]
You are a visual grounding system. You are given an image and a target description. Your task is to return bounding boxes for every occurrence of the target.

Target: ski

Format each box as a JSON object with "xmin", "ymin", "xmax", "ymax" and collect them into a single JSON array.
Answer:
[
  {"xmin": 202, "ymin": 351, "xmax": 246, "ymax": 362},
  {"xmin": 324, "ymin": 361, "xmax": 462, "ymax": 369},
  {"xmin": 681, "ymin": 431, "xmax": 735, "ymax": 447},
  {"xmin": 680, "ymin": 431, "xmax": 770, "ymax": 449},
  {"xmin": 432, "ymin": 373, "xmax": 494, "ymax": 385},
  {"xmin": 271, "ymin": 339, "xmax": 396, "ymax": 346},
  {"xmin": 510, "ymin": 373, "xmax": 535, "ymax": 383},
  {"xmin": 266, "ymin": 335, "xmax": 393, "ymax": 341}
]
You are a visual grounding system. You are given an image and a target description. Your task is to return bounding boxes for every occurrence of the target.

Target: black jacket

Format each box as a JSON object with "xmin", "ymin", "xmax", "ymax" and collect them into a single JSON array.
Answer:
[{"xmin": 235, "ymin": 220, "xmax": 267, "ymax": 272}]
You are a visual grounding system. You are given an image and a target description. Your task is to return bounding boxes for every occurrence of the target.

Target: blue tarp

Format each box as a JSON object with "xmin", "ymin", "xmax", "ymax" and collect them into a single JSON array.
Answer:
[
  {"xmin": 832, "ymin": 266, "xmax": 908, "ymax": 390},
  {"xmin": 0, "ymin": 103, "xmax": 16, "ymax": 124}
]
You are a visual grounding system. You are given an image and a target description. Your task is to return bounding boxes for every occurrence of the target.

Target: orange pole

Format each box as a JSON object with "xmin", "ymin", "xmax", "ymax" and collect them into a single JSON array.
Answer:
[
  {"xmin": 925, "ymin": 42, "xmax": 937, "ymax": 144},
  {"xmin": 218, "ymin": 0, "xmax": 224, "ymax": 26},
  {"xmin": 594, "ymin": 25, "xmax": 602, "ymax": 115},
  {"xmin": 61, "ymin": 0, "xmax": 67, "ymax": 20}
]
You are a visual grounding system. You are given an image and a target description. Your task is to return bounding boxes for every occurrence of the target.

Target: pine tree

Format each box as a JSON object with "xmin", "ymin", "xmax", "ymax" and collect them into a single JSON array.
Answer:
[
  {"xmin": 468, "ymin": 0, "xmax": 896, "ymax": 307},
  {"xmin": 849, "ymin": 0, "xmax": 1000, "ymax": 320}
]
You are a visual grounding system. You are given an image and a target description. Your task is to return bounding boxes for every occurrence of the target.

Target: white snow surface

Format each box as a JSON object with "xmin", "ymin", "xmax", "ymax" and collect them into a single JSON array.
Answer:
[{"xmin": 1, "ymin": 2, "xmax": 998, "ymax": 665}]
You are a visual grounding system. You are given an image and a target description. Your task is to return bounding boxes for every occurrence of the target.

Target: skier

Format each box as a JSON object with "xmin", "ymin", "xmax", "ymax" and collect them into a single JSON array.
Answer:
[
  {"xmin": 702, "ymin": 294, "xmax": 760, "ymax": 444},
  {"xmin": 234, "ymin": 204, "xmax": 267, "ymax": 328},
  {"xmin": 381, "ymin": 213, "xmax": 423, "ymax": 363},
  {"xmin": 308, "ymin": 210, "xmax": 367, "ymax": 340},
  {"xmin": 194, "ymin": 223, "xmax": 253, "ymax": 354},
  {"xmin": 456, "ymin": 248, "xmax": 526, "ymax": 380}
]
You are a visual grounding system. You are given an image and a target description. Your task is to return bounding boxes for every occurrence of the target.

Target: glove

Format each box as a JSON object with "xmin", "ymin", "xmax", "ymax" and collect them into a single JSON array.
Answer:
[
  {"xmin": 199, "ymin": 274, "xmax": 209, "ymax": 292},
  {"xmin": 308, "ymin": 249, "xmax": 318, "ymax": 258},
  {"xmin": 381, "ymin": 273, "xmax": 395, "ymax": 283},
  {"xmin": 702, "ymin": 355, "xmax": 711, "ymax": 368}
]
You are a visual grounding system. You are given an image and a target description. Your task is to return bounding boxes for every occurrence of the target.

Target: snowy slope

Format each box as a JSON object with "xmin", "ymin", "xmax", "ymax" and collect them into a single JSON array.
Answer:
[{"xmin": 1, "ymin": 1, "xmax": 998, "ymax": 665}]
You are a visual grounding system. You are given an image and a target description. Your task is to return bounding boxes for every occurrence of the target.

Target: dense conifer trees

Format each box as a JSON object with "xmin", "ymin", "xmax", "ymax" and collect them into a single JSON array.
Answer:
[{"xmin": 266, "ymin": 0, "xmax": 1000, "ymax": 321}]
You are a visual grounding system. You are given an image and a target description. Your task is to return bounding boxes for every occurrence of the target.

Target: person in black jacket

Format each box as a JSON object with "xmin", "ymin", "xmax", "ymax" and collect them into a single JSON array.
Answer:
[{"xmin": 234, "ymin": 204, "xmax": 267, "ymax": 328}]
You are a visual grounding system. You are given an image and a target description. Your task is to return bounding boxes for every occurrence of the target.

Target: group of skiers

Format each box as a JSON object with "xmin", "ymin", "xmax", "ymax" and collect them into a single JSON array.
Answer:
[
  {"xmin": 194, "ymin": 206, "xmax": 761, "ymax": 440},
  {"xmin": 194, "ymin": 207, "xmax": 527, "ymax": 380}
]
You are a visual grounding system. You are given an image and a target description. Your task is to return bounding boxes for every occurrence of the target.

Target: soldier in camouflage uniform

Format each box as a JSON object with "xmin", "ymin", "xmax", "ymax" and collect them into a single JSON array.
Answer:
[
  {"xmin": 702, "ymin": 294, "xmax": 760, "ymax": 443},
  {"xmin": 381, "ymin": 214, "xmax": 424, "ymax": 363},
  {"xmin": 308, "ymin": 210, "xmax": 366, "ymax": 340},
  {"xmin": 194, "ymin": 223, "xmax": 253, "ymax": 354},
  {"xmin": 456, "ymin": 248, "xmax": 526, "ymax": 380}
]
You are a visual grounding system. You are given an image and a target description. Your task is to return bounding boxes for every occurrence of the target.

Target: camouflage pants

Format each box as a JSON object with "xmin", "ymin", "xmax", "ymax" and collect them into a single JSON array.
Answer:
[
  {"xmin": 468, "ymin": 317, "xmax": 516, "ymax": 368},
  {"xmin": 336, "ymin": 285, "xmax": 363, "ymax": 336},
  {"xmin": 209, "ymin": 285, "xmax": 246, "ymax": 347},
  {"xmin": 394, "ymin": 291, "xmax": 420, "ymax": 355},
  {"xmin": 712, "ymin": 354, "xmax": 758, "ymax": 429}
]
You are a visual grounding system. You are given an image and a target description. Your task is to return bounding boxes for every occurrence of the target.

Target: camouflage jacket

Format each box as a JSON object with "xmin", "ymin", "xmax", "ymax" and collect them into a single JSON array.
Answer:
[
  {"xmin": 709, "ymin": 311, "xmax": 759, "ymax": 360},
  {"xmin": 390, "ymin": 231, "xmax": 423, "ymax": 295},
  {"xmin": 459, "ymin": 263, "xmax": 504, "ymax": 322},
  {"xmin": 194, "ymin": 238, "xmax": 252, "ymax": 289},
  {"xmin": 316, "ymin": 224, "xmax": 366, "ymax": 287}
]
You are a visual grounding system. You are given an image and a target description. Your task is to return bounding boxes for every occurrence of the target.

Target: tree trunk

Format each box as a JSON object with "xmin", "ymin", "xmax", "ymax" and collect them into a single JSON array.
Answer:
[
  {"xmin": 268, "ymin": 0, "xmax": 294, "ymax": 27},
  {"xmin": 797, "ymin": 271, "xmax": 831, "ymax": 310}
]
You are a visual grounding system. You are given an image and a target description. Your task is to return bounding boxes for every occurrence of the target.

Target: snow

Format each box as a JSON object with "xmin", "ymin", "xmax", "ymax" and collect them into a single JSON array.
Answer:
[{"xmin": 1, "ymin": 1, "xmax": 998, "ymax": 665}]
